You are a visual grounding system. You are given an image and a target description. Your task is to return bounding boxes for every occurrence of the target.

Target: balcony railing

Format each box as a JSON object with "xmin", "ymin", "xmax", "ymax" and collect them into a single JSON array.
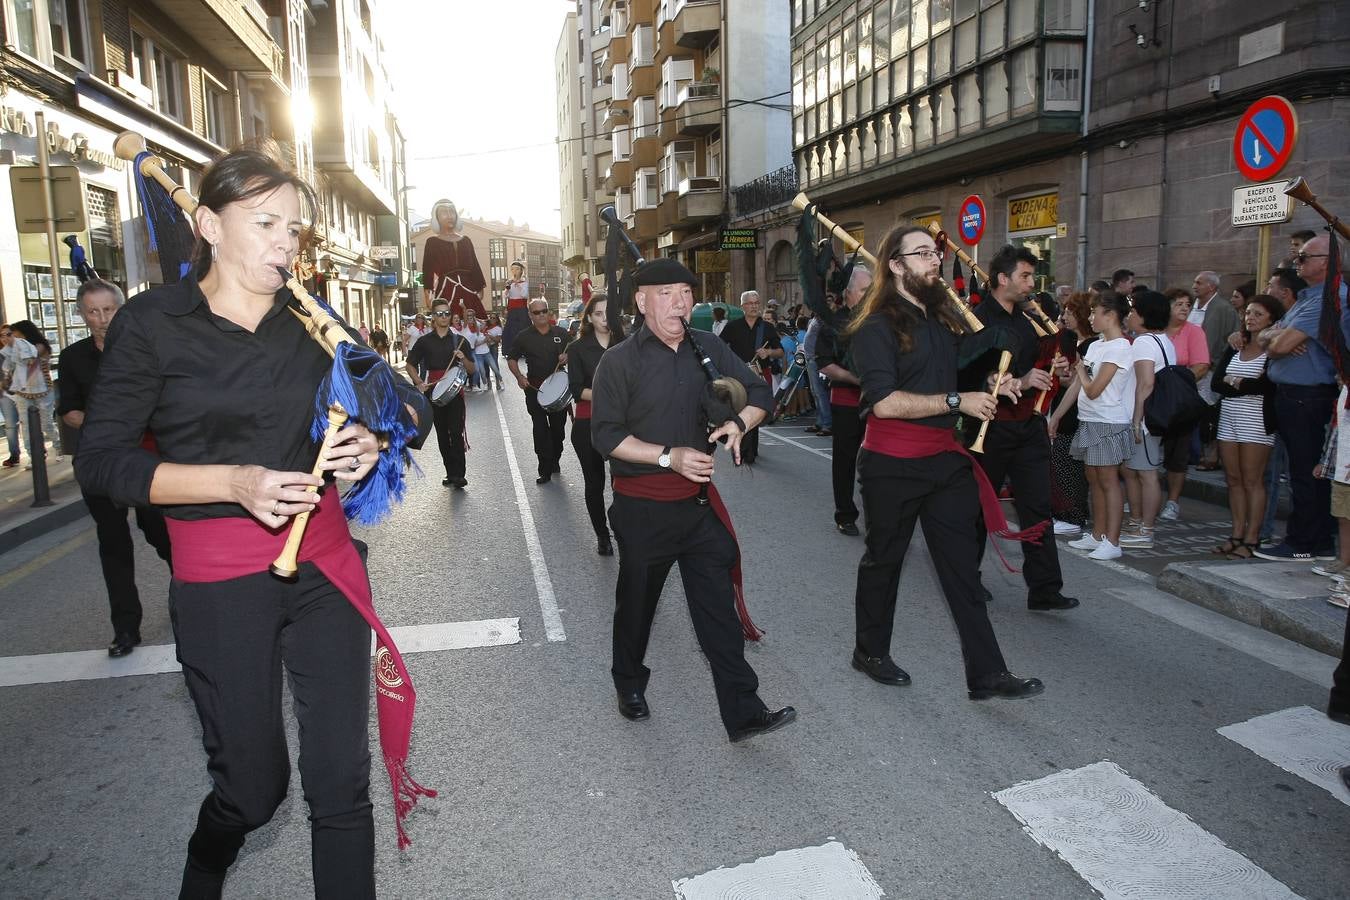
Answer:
[{"xmin": 733, "ymin": 164, "xmax": 799, "ymax": 217}]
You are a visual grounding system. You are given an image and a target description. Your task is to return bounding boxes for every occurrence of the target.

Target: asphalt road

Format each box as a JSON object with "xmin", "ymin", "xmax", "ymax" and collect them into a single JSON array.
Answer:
[{"xmin": 1, "ymin": 389, "xmax": 1346, "ymax": 899}]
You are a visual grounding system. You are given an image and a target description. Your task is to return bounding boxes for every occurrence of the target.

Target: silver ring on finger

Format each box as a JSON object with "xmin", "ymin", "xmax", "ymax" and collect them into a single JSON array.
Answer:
[
  {"xmin": 349, "ymin": 455, "xmax": 361, "ymax": 470},
  {"xmin": 272, "ymin": 499, "xmax": 280, "ymax": 515}
]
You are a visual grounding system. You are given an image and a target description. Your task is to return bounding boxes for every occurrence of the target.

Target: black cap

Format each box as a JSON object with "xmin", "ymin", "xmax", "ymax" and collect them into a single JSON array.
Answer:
[{"xmin": 634, "ymin": 257, "xmax": 697, "ymax": 287}]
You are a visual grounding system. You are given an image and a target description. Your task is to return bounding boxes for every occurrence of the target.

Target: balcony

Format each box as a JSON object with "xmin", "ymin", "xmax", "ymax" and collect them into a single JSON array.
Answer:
[
  {"xmin": 675, "ymin": 82, "xmax": 719, "ymax": 136},
  {"xmin": 605, "ymin": 155, "xmax": 634, "ymax": 192},
  {"xmin": 146, "ymin": 0, "xmax": 283, "ymax": 79},
  {"xmin": 631, "ymin": 130, "xmax": 662, "ymax": 169},
  {"xmin": 625, "ymin": 207, "xmax": 659, "ymax": 242},
  {"xmin": 673, "ymin": 0, "xmax": 719, "ymax": 49},
  {"xmin": 592, "ymin": 79, "xmax": 613, "ymax": 105},
  {"xmin": 676, "ymin": 176, "xmax": 721, "ymax": 224},
  {"xmin": 600, "ymin": 101, "xmax": 629, "ymax": 131}
]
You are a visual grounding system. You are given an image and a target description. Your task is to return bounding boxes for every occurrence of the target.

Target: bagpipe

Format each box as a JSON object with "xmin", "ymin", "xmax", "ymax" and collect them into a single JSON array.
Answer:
[{"xmin": 113, "ymin": 131, "xmax": 420, "ymax": 580}]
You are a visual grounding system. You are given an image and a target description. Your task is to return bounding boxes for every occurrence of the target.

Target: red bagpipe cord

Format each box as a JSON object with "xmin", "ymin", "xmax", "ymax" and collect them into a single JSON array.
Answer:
[
  {"xmin": 860, "ymin": 417, "xmax": 1048, "ymax": 571},
  {"xmin": 165, "ymin": 490, "xmax": 435, "ymax": 849},
  {"xmin": 611, "ymin": 473, "xmax": 764, "ymax": 641}
]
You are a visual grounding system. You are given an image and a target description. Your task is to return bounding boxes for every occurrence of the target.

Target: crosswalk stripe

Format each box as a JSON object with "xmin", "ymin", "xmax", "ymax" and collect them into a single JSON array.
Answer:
[
  {"xmin": 0, "ymin": 617, "xmax": 521, "ymax": 688},
  {"xmin": 673, "ymin": 841, "xmax": 884, "ymax": 899},
  {"xmin": 1218, "ymin": 705, "xmax": 1350, "ymax": 808},
  {"xmin": 994, "ymin": 760, "xmax": 1302, "ymax": 900}
]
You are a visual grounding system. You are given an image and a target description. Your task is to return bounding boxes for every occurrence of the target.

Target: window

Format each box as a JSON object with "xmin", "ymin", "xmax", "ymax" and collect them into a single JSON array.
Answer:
[
  {"xmin": 932, "ymin": 30, "xmax": 951, "ymax": 79},
  {"xmin": 891, "ymin": 0, "xmax": 908, "ymax": 59},
  {"xmin": 205, "ymin": 82, "xmax": 231, "ymax": 146},
  {"xmin": 896, "ymin": 105, "xmax": 912, "ymax": 155},
  {"xmin": 8, "ymin": 0, "xmax": 91, "ymax": 67},
  {"xmin": 707, "ymin": 136, "xmax": 722, "ymax": 179},
  {"xmin": 131, "ymin": 30, "xmax": 185, "ymax": 121},
  {"xmin": 911, "ymin": 0, "xmax": 929, "ymax": 44},
  {"xmin": 955, "ymin": 16, "xmax": 978, "ymax": 68},
  {"xmin": 1044, "ymin": 42, "xmax": 1082, "ymax": 111},
  {"xmin": 984, "ymin": 59, "xmax": 1007, "ymax": 124},
  {"xmin": 957, "ymin": 70, "xmax": 980, "ymax": 132},
  {"xmin": 913, "ymin": 95, "xmax": 932, "ymax": 147},
  {"xmin": 936, "ymin": 83, "xmax": 955, "ymax": 141},
  {"xmin": 1043, "ymin": 0, "xmax": 1086, "ymax": 32},
  {"xmin": 980, "ymin": 2, "xmax": 1004, "ymax": 58},
  {"xmin": 931, "ymin": 0, "xmax": 951, "ymax": 34},
  {"xmin": 1008, "ymin": 0, "xmax": 1036, "ymax": 43},
  {"xmin": 49, "ymin": 0, "xmax": 89, "ymax": 65},
  {"xmin": 911, "ymin": 42, "xmax": 927, "ymax": 90},
  {"xmin": 1010, "ymin": 46, "xmax": 1036, "ymax": 114},
  {"xmin": 12, "ymin": 0, "xmax": 38, "ymax": 56}
]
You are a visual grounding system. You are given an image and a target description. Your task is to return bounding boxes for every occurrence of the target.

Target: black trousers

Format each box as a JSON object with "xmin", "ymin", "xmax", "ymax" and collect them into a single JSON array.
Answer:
[
  {"xmin": 430, "ymin": 391, "xmax": 467, "ymax": 480},
  {"xmin": 525, "ymin": 388, "xmax": 566, "ymax": 478},
  {"xmin": 1275, "ymin": 384, "xmax": 1337, "ymax": 552},
  {"xmin": 569, "ymin": 418, "xmax": 609, "ymax": 539},
  {"xmin": 972, "ymin": 417, "xmax": 1064, "ymax": 602},
  {"xmin": 171, "ymin": 563, "xmax": 374, "ymax": 898},
  {"xmin": 609, "ymin": 492, "xmax": 765, "ymax": 733},
  {"xmin": 831, "ymin": 402, "xmax": 862, "ymax": 525},
  {"xmin": 82, "ymin": 492, "xmax": 172, "ymax": 636},
  {"xmin": 854, "ymin": 449, "xmax": 1008, "ymax": 685},
  {"xmin": 1331, "ymin": 607, "xmax": 1350, "ymax": 718}
]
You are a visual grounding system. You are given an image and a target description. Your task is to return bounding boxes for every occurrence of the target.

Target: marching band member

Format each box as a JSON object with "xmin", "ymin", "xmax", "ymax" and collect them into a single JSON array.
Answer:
[
  {"xmin": 566, "ymin": 293, "xmax": 625, "ymax": 555},
  {"xmin": 406, "ymin": 297, "xmax": 475, "ymax": 488}
]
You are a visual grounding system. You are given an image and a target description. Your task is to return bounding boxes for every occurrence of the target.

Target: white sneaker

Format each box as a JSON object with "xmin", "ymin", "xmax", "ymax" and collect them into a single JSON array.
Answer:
[
  {"xmin": 1068, "ymin": 534, "xmax": 1101, "ymax": 551},
  {"xmin": 1119, "ymin": 528, "xmax": 1155, "ymax": 549},
  {"xmin": 1328, "ymin": 590, "xmax": 1350, "ymax": 610},
  {"xmin": 1089, "ymin": 539, "xmax": 1123, "ymax": 560},
  {"xmin": 1159, "ymin": 500, "xmax": 1181, "ymax": 521},
  {"xmin": 1053, "ymin": 520, "xmax": 1082, "ymax": 535},
  {"xmin": 1312, "ymin": 559, "xmax": 1349, "ymax": 578}
]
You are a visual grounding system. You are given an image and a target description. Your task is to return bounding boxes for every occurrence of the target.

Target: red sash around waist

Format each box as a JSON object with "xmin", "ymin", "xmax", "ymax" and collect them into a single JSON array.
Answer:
[
  {"xmin": 830, "ymin": 385, "xmax": 861, "ymax": 407},
  {"xmin": 507, "ymin": 298, "xmax": 528, "ymax": 310},
  {"xmin": 574, "ymin": 399, "xmax": 592, "ymax": 419},
  {"xmin": 860, "ymin": 418, "xmax": 1046, "ymax": 568},
  {"xmin": 165, "ymin": 490, "xmax": 435, "ymax": 849},
  {"xmin": 611, "ymin": 473, "xmax": 763, "ymax": 641}
]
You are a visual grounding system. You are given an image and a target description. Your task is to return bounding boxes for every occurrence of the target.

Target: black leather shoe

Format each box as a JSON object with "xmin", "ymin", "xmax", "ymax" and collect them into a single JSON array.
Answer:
[
  {"xmin": 851, "ymin": 650, "xmax": 911, "ymax": 685},
  {"xmin": 1028, "ymin": 594, "xmax": 1079, "ymax": 611},
  {"xmin": 1329, "ymin": 706, "xmax": 1350, "ymax": 726},
  {"xmin": 980, "ymin": 585, "xmax": 994, "ymax": 604},
  {"xmin": 969, "ymin": 672, "xmax": 1045, "ymax": 701},
  {"xmin": 617, "ymin": 691, "xmax": 650, "ymax": 721},
  {"xmin": 536, "ymin": 474, "xmax": 551, "ymax": 485},
  {"xmin": 597, "ymin": 537, "xmax": 614, "ymax": 556},
  {"xmin": 107, "ymin": 632, "xmax": 141, "ymax": 658},
  {"xmin": 552, "ymin": 462, "xmax": 562, "ymax": 474},
  {"xmin": 1340, "ymin": 765, "xmax": 1350, "ymax": 793},
  {"xmin": 728, "ymin": 706, "xmax": 797, "ymax": 743},
  {"xmin": 836, "ymin": 521, "xmax": 860, "ymax": 536},
  {"xmin": 442, "ymin": 477, "xmax": 452, "ymax": 486}
]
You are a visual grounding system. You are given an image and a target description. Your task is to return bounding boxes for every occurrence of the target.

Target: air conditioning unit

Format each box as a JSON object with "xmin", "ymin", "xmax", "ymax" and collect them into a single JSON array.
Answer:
[{"xmin": 107, "ymin": 70, "xmax": 154, "ymax": 105}]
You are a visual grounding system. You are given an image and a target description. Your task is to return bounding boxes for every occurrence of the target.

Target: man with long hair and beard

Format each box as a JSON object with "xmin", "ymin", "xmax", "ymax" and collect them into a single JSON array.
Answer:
[{"xmin": 845, "ymin": 225, "xmax": 1046, "ymax": 700}]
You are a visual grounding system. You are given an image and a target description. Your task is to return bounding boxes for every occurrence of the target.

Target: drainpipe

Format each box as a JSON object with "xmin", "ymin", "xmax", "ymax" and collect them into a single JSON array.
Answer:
[{"xmin": 1074, "ymin": 1, "xmax": 1095, "ymax": 290}]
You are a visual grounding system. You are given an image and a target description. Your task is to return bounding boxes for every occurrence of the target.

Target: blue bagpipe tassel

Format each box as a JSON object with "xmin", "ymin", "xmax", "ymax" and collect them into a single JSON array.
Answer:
[{"xmin": 311, "ymin": 341, "xmax": 420, "ymax": 525}]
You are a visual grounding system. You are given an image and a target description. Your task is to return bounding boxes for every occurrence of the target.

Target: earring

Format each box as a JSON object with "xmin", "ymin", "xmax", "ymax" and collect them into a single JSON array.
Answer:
[{"xmin": 210, "ymin": 243, "xmax": 218, "ymax": 262}]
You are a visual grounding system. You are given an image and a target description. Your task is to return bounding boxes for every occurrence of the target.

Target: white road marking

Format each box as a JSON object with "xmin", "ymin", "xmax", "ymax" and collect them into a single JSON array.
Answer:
[
  {"xmin": 0, "ymin": 617, "xmax": 522, "ymax": 688},
  {"xmin": 1218, "ymin": 706, "xmax": 1350, "ymax": 808},
  {"xmin": 994, "ymin": 760, "xmax": 1302, "ymax": 900},
  {"xmin": 491, "ymin": 388, "xmax": 566, "ymax": 641},
  {"xmin": 673, "ymin": 841, "xmax": 885, "ymax": 899},
  {"xmin": 758, "ymin": 430, "xmax": 833, "ymax": 460}
]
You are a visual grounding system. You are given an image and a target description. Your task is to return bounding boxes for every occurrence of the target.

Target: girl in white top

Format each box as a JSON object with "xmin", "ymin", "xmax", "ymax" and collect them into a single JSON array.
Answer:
[
  {"xmin": 1049, "ymin": 292, "xmax": 1134, "ymax": 559},
  {"xmin": 1120, "ymin": 290, "xmax": 1177, "ymax": 549}
]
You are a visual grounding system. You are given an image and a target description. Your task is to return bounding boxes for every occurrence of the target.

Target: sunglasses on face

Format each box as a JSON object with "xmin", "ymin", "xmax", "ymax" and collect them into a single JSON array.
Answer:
[
  {"xmin": 530, "ymin": 309, "xmax": 549, "ymax": 315},
  {"xmin": 433, "ymin": 310, "xmax": 452, "ymax": 317}
]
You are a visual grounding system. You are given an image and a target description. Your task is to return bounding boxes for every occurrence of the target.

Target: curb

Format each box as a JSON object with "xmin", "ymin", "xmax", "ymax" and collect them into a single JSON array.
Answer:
[
  {"xmin": 1157, "ymin": 560, "xmax": 1345, "ymax": 656},
  {"xmin": 0, "ymin": 488, "xmax": 86, "ymax": 556}
]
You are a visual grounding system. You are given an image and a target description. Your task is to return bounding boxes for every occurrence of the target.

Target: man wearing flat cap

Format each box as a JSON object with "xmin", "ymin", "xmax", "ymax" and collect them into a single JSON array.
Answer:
[{"xmin": 590, "ymin": 257, "xmax": 798, "ymax": 743}]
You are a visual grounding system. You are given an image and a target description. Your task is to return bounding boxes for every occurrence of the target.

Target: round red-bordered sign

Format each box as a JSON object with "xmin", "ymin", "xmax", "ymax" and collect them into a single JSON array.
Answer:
[
  {"xmin": 958, "ymin": 194, "xmax": 986, "ymax": 246},
  {"xmin": 1233, "ymin": 96, "xmax": 1298, "ymax": 182}
]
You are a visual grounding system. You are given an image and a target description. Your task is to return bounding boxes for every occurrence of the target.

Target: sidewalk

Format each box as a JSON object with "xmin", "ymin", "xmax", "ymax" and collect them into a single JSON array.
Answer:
[{"xmin": 0, "ymin": 441, "xmax": 87, "ymax": 555}]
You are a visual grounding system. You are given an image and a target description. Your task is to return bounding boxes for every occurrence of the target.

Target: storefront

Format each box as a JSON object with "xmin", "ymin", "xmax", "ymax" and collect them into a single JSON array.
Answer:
[{"xmin": 1006, "ymin": 190, "xmax": 1062, "ymax": 292}]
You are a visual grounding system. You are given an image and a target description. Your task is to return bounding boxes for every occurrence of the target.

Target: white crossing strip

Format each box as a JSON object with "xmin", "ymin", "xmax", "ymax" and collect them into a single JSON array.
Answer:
[
  {"xmin": 994, "ymin": 760, "xmax": 1302, "ymax": 900},
  {"xmin": 673, "ymin": 841, "xmax": 885, "ymax": 899},
  {"xmin": 1218, "ymin": 705, "xmax": 1350, "ymax": 808},
  {"xmin": 758, "ymin": 429, "xmax": 833, "ymax": 460},
  {"xmin": 0, "ymin": 617, "xmax": 522, "ymax": 688},
  {"xmin": 491, "ymin": 388, "xmax": 567, "ymax": 641}
]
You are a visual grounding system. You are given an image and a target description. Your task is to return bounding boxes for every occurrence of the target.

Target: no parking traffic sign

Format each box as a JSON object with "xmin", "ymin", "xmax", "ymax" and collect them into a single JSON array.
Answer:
[
  {"xmin": 958, "ymin": 194, "xmax": 985, "ymax": 246},
  {"xmin": 1233, "ymin": 96, "xmax": 1298, "ymax": 182}
]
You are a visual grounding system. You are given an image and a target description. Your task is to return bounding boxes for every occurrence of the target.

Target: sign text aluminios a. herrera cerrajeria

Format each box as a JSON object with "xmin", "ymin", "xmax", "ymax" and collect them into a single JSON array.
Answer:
[{"xmin": 719, "ymin": 228, "xmax": 757, "ymax": 251}]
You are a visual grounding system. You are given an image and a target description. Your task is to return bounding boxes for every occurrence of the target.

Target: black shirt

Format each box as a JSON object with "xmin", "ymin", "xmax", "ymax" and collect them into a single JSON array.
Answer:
[
  {"xmin": 73, "ymin": 274, "xmax": 430, "ymax": 520},
  {"xmin": 851, "ymin": 309, "xmax": 961, "ymax": 429},
  {"xmin": 566, "ymin": 331, "xmax": 622, "ymax": 399},
  {"xmin": 407, "ymin": 329, "xmax": 471, "ymax": 379},
  {"xmin": 55, "ymin": 335, "xmax": 102, "ymax": 454},
  {"xmin": 591, "ymin": 324, "xmax": 772, "ymax": 477},
  {"xmin": 507, "ymin": 325, "xmax": 569, "ymax": 387},
  {"xmin": 814, "ymin": 307, "xmax": 855, "ymax": 378},
  {"xmin": 719, "ymin": 316, "xmax": 782, "ymax": 364},
  {"xmin": 972, "ymin": 297, "xmax": 1041, "ymax": 380}
]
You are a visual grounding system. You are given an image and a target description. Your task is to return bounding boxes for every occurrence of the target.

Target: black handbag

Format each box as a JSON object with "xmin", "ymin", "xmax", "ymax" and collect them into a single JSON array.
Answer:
[{"xmin": 1142, "ymin": 334, "xmax": 1208, "ymax": 437}]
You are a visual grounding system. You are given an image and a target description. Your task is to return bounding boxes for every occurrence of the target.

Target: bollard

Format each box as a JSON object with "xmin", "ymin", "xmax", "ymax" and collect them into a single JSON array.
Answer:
[{"xmin": 27, "ymin": 404, "xmax": 52, "ymax": 508}]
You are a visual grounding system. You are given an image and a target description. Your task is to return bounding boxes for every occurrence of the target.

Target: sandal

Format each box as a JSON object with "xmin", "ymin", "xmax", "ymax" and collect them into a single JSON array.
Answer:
[
  {"xmin": 1226, "ymin": 541, "xmax": 1256, "ymax": 560},
  {"xmin": 1213, "ymin": 536, "xmax": 1242, "ymax": 555}
]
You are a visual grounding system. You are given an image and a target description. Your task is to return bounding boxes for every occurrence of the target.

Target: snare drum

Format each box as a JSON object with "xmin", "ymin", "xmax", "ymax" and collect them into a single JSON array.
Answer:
[
  {"xmin": 430, "ymin": 365, "xmax": 467, "ymax": 406},
  {"xmin": 536, "ymin": 370, "xmax": 572, "ymax": 413}
]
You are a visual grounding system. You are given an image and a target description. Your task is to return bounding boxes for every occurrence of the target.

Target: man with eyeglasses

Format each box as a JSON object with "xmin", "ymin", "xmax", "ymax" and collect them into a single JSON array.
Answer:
[
  {"xmin": 405, "ymin": 298, "xmax": 476, "ymax": 488},
  {"xmin": 1255, "ymin": 234, "xmax": 1347, "ymax": 561},
  {"xmin": 507, "ymin": 300, "xmax": 570, "ymax": 484}
]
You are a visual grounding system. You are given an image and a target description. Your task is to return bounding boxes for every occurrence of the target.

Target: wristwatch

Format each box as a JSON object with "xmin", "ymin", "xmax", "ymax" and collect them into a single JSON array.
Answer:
[
  {"xmin": 658, "ymin": 446, "xmax": 672, "ymax": 468},
  {"xmin": 945, "ymin": 392, "xmax": 962, "ymax": 412}
]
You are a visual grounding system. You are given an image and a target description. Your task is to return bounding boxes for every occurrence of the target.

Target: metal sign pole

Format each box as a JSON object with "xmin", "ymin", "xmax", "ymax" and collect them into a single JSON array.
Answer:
[{"xmin": 34, "ymin": 112, "xmax": 69, "ymax": 351}]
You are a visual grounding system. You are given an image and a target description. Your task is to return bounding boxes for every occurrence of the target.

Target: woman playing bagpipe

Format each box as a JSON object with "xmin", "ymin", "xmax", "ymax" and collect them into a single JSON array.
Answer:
[
  {"xmin": 565, "ymin": 292, "xmax": 625, "ymax": 556},
  {"xmin": 75, "ymin": 142, "xmax": 433, "ymax": 897}
]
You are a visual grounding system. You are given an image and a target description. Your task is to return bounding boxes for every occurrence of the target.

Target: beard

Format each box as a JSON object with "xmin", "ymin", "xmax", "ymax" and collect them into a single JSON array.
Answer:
[{"xmin": 900, "ymin": 268, "xmax": 949, "ymax": 309}]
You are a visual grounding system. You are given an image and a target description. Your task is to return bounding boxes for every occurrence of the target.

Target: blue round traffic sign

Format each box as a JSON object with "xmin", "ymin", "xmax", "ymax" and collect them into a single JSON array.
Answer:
[
  {"xmin": 1233, "ymin": 96, "xmax": 1298, "ymax": 182},
  {"xmin": 958, "ymin": 195, "xmax": 985, "ymax": 246}
]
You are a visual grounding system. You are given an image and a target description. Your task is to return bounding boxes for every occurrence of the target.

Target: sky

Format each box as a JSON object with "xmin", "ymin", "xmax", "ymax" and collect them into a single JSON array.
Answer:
[{"xmin": 382, "ymin": 0, "xmax": 576, "ymax": 237}]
